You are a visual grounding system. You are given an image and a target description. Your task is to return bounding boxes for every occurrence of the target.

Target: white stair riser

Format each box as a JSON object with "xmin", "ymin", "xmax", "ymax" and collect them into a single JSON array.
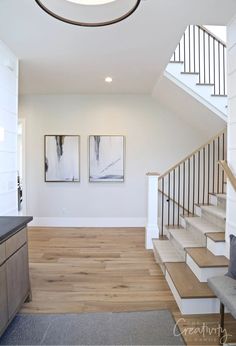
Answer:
[
  {"xmin": 165, "ymin": 271, "xmax": 220, "ymax": 315},
  {"xmin": 181, "ymin": 298, "xmax": 220, "ymax": 315},
  {"xmin": 217, "ymin": 197, "xmax": 227, "ymax": 210},
  {"xmin": 195, "ymin": 202, "xmax": 226, "ymax": 218},
  {"xmin": 186, "ymin": 254, "xmax": 228, "ymax": 282},
  {"xmin": 184, "ymin": 221, "xmax": 207, "ymax": 246},
  {"xmin": 168, "ymin": 233, "xmax": 186, "ymax": 258},
  {"xmin": 201, "ymin": 209, "xmax": 226, "ymax": 229},
  {"xmin": 209, "ymin": 194, "xmax": 218, "ymax": 206},
  {"xmin": 195, "ymin": 205, "xmax": 202, "ymax": 216},
  {"xmin": 180, "ymin": 216, "xmax": 186, "ymax": 228},
  {"xmin": 209, "ymin": 195, "xmax": 226, "ymax": 210},
  {"xmin": 207, "ymin": 237, "xmax": 226, "ymax": 256}
]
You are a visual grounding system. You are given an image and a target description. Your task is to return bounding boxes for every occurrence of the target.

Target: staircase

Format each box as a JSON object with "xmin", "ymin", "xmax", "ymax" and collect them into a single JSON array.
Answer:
[
  {"xmin": 151, "ymin": 129, "xmax": 230, "ymax": 315},
  {"xmin": 154, "ymin": 194, "xmax": 228, "ymax": 315},
  {"xmin": 146, "ymin": 25, "xmax": 230, "ymax": 316},
  {"xmin": 164, "ymin": 25, "xmax": 227, "ymax": 120}
]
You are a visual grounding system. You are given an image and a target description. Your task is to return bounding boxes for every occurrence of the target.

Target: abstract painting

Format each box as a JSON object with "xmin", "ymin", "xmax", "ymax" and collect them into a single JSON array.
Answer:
[
  {"xmin": 45, "ymin": 135, "xmax": 80, "ymax": 182},
  {"xmin": 89, "ymin": 135, "xmax": 124, "ymax": 182}
]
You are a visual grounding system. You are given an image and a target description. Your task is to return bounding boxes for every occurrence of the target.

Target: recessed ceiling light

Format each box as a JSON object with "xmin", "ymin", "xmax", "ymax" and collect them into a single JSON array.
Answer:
[{"xmin": 105, "ymin": 77, "xmax": 113, "ymax": 83}]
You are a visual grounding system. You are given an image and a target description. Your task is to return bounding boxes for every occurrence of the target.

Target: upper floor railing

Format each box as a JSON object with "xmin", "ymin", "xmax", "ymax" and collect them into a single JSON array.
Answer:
[{"xmin": 170, "ymin": 25, "xmax": 227, "ymax": 96}]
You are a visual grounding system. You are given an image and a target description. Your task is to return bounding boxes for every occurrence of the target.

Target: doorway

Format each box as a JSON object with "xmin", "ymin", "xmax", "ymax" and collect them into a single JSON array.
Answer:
[{"xmin": 17, "ymin": 119, "xmax": 26, "ymax": 215}]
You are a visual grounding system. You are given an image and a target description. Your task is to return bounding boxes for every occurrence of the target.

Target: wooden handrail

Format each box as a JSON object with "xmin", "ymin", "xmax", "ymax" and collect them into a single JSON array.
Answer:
[
  {"xmin": 159, "ymin": 128, "xmax": 227, "ymax": 179},
  {"xmin": 198, "ymin": 25, "xmax": 226, "ymax": 48},
  {"xmin": 219, "ymin": 160, "xmax": 236, "ymax": 192},
  {"xmin": 158, "ymin": 189, "xmax": 193, "ymax": 215},
  {"xmin": 146, "ymin": 172, "xmax": 160, "ymax": 176}
]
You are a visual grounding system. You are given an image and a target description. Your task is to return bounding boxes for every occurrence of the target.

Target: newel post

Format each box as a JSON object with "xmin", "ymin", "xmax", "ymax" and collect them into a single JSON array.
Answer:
[{"xmin": 145, "ymin": 172, "xmax": 160, "ymax": 250}]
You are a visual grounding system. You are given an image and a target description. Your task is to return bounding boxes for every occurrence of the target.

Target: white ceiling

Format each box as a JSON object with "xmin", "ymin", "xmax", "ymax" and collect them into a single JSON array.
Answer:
[{"xmin": 0, "ymin": 0, "xmax": 236, "ymax": 94}]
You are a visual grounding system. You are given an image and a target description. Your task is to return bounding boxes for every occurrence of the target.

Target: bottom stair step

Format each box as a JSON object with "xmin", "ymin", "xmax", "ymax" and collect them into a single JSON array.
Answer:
[
  {"xmin": 165, "ymin": 263, "xmax": 219, "ymax": 315},
  {"xmin": 165, "ymin": 263, "xmax": 215, "ymax": 299}
]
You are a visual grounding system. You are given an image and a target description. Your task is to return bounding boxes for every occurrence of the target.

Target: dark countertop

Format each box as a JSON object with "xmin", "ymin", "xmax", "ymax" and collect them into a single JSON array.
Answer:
[{"xmin": 0, "ymin": 216, "xmax": 33, "ymax": 244}]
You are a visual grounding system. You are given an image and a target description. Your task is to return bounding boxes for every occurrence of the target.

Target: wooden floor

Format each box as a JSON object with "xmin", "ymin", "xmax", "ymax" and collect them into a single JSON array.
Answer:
[{"xmin": 22, "ymin": 227, "xmax": 236, "ymax": 345}]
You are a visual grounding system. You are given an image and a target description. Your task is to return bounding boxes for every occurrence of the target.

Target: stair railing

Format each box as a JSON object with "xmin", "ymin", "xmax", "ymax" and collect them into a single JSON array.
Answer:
[
  {"xmin": 219, "ymin": 160, "xmax": 236, "ymax": 192},
  {"xmin": 158, "ymin": 129, "xmax": 227, "ymax": 236},
  {"xmin": 170, "ymin": 25, "xmax": 227, "ymax": 96}
]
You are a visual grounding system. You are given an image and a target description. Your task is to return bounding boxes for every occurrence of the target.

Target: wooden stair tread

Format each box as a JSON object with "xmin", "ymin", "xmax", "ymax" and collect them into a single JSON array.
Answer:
[
  {"xmin": 153, "ymin": 240, "xmax": 184, "ymax": 263},
  {"xmin": 165, "ymin": 263, "xmax": 215, "ymax": 299},
  {"xmin": 206, "ymin": 232, "xmax": 225, "ymax": 242},
  {"xmin": 186, "ymin": 247, "xmax": 229, "ymax": 268}
]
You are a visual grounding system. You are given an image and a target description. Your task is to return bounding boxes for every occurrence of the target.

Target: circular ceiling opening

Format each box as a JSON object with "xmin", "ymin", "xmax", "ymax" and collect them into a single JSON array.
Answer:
[{"xmin": 34, "ymin": 0, "xmax": 142, "ymax": 27}]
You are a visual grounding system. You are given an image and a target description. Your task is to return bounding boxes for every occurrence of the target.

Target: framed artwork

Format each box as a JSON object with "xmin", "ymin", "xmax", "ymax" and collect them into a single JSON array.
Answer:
[
  {"xmin": 44, "ymin": 135, "xmax": 80, "ymax": 182},
  {"xmin": 89, "ymin": 135, "xmax": 125, "ymax": 182}
]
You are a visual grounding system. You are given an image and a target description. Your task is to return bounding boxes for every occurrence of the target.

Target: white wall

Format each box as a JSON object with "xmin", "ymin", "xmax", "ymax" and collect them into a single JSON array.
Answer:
[
  {"xmin": 20, "ymin": 94, "xmax": 208, "ymax": 227},
  {"xmin": 226, "ymin": 16, "xmax": 236, "ymax": 245},
  {"xmin": 0, "ymin": 41, "xmax": 18, "ymax": 216}
]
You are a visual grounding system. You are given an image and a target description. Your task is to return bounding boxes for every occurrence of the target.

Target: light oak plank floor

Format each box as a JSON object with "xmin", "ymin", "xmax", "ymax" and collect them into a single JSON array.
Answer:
[{"xmin": 21, "ymin": 227, "xmax": 236, "ymax": 345}]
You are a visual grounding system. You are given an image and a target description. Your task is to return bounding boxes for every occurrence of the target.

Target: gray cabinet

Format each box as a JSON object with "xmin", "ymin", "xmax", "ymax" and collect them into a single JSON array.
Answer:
[
  {"xmin": 5, "ymin": 228, "xmax": 27, "ymax": 259},
  {"xmin": 0, "ymin": 227, "xmax": 30, "ymax": 336},
  {"xmin": 0, "ymin": 242, "xmax": 6, "ymax": 266},
  {"xmin": 0, "ymin": 265, "xmax": 8, "ymax": 335},
  {"xmin": 6, "ymin": 243, "xmax": 29, "ymax": 319}
]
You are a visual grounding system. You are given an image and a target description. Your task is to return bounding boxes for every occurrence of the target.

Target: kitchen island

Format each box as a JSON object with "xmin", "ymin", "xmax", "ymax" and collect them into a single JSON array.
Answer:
[{"xmin": 0, "ymin": 216, "xmax": 33, "ymax": 337}]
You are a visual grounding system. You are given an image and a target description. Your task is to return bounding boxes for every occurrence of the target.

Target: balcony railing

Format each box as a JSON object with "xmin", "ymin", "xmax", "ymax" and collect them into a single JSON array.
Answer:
[{"xmin": 170, "ymin": 25, "xmax": 227, "ymax": 96}]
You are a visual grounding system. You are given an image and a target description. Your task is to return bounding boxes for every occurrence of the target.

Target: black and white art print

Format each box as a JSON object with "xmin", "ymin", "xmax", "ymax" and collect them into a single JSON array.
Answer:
[
  {"xmin": 89, "ymin": 135, "xmax": 124, "ymax": 182},
  {"xmin": 44, "ymin": 135, "xmax": 80, "ymax": 182}
]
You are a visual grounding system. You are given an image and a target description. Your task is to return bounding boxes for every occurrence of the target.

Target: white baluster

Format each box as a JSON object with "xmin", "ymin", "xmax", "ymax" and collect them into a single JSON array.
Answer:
[{"xmin": 145, "ymin": 173, "xmax": 160, "ymax": 249}]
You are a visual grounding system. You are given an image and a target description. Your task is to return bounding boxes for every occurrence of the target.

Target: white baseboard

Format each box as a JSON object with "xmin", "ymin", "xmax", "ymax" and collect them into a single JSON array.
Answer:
[{"xmin": 29, "ymin": 217, "xmax": 146, "ymax": 228}]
